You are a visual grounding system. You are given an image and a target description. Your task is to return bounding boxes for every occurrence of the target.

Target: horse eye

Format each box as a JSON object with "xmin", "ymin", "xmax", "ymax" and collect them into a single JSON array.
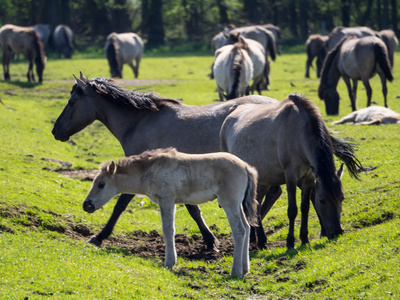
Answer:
[{"xmin": 98, "ymin": 182, "xmax": 105, "ymax": 189}]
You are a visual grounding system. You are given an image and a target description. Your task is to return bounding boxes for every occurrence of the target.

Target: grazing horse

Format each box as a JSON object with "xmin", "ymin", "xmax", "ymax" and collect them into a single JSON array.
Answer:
[
  {"xmin": 53, "ymin": 25, "xmax": 74, "ymax": 59},
  {"xmin": 32, "ymin": 24, "xmax": 51, "ymax": 54},
  {"xmin": 52, "ymin": 72, "xmax": 278, "ymax": 250},
  {"xmin": 105, "ymin": 32, "xmax": 143, "ymax": 78},
  {"xmin": 213, "ymin": 39, "xmax": 253, "ymax": 101},
  {"xmin": 220, "ymin": 94, "xmax": 363, "ymax": 249},
  {"xmin": 377, "ymin": 29, "xmax": 398, "ymax": 68},
  {"xmin": 332, "ymin": 106, "xmax": 400, "ymax": 125},
  {"xmin": 225, "ymin": 33, "xmax": 268, "ymax": 94},
  {"xmin": 305, "ymin": 34, "xmax": 328, "ymax": 78},
  {"xmin": 0, "ymin": 24, "xmax": 46, "ymax": 82},
  {"xmin": 319, "ymin": 36, "xmax": 393, "ymax": 115},
  {"xmin": 83, "ymin": 148, "xmax": 258, "ymax": 278}
]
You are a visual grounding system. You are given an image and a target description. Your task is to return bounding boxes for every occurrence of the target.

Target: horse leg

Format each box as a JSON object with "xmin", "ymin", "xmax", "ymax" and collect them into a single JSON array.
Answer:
[
  {"xmin": 185, "ymin": 204, "xmax": 219, "ymax": 251},
  {"xmin": 159, "ymin": 199, "xmax": 177, "ymax": 270},
  {"xmin": 260, "ymin": 185, "xmax": 283, "ymax": 220},
  {"xmin": 87, "ymin": 193, "xmax": 134, "ymax": 246},
  {"xmin": 378, "ymin": 73, "xmax": 388, "ymax": 107},
  {"xmin": 298, "ymin": 179, "xmax": 313, "ymax": 245},
  {"xmin": 250, "ymin": 184, "xmax": 267, "ymax": 247},
  {"xmin": 27, "ymin": 58, "xmax": 34, "ymax": 82},
  {"xmin": 135, "ymin": 57, "xmax": 141, "ymax": 78},
  {"xmin": 286, "ymin": 175, "xmax": 298, "ymax": 249},
  {"xmin": 223, "ymin": 204, "xmax": 248, "ymax": 278},
  {"xmin": 342, "ymin": 75, "xmax": 357, "ymax": 111},
  {"xmin": 362, "ymin": 79, "xmax": 373, "ymax": 107},
  {"xmin": 2, "ymin": 49, "xmax": 11, "ymax": 80}
]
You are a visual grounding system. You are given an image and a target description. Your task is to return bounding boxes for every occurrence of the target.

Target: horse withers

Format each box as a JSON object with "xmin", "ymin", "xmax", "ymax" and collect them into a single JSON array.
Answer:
[
  {"xmin": 220, "ymin": 94, "xmax": 363, "ymax": 249},
  {"xmin": 53, "ymin": 24, "xmax": 74, "ymax": 59},
  {"xmin": 84, "ymin": 148, "xmax": 258, "ymax": 278},
  {"xmin": 0, "ymin": 24, "xmax": 46, "ymax": 82},
  {"xmin": 105, "ymin": 32, "xmax": 144, "ymax": 78},
  {"xmin": 319, "ymin": 36, "xmax": 393, "ymax": 115}
]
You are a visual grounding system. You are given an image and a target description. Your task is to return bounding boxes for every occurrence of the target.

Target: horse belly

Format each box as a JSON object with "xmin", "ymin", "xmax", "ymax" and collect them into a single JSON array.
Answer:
[{"xmin": 176, "ymin": 189, "xmax": 216, "ymax": 205}]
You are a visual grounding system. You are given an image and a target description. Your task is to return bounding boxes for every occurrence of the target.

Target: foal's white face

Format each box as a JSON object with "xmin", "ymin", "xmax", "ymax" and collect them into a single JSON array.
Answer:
[{"xmin": 83, "ymin": 163, "xmax": 119, "ymax": 213}]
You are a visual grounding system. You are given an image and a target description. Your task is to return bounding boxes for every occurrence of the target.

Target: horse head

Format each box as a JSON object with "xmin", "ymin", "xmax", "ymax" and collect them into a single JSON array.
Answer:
[
  {"xmin": 83, "ymin": 161, "xmax": 118, "ymax": 213},
  {"xmin": 318, "ymin": 84, "xmax": 340, "ymax": 115},
  {"xmin": 52, "ymin": 72, "xmax": 97, "ymax": 141}
]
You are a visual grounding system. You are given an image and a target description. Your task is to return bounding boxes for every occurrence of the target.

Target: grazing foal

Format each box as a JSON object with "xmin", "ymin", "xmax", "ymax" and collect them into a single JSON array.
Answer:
[{"xmin": 83, "ymin": 148, "xmax": 258, "ymax": 278}]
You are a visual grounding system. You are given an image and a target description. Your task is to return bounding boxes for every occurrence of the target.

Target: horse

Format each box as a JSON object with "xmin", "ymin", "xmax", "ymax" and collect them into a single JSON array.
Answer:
[
  {"xmin": 224, "ymin": 33, "xmax": 268, "ymax": 94},
  {"xmin": 53, "ymin": 24, "xmax": 74, "ymax": 58},
  {"xmin": 0, "ymin": 24, "xmax": 46, "ymax": 82},
  {"xmin": 213, "ymin": 39, "xmax": 253, "ymax": 101},
  {"xmin": 304, "ymin": 34, "xmax": 328, "ymax": 78},
  {"xmin": 105, "ymin": 32, "xmax": 144, "ymax": 78},
  {"xmin": 332, "ymin": 106, "xmax": 400, "ymax": 125},
  {"xmin": 83, "ymin": 148, "xmax": 258, "ymax": 278},
  {"xmin": 31, "ymin": 24, "xmax": 51, "ymax": 54},
  {"xmin": 377, "ymin": 29, "xmax": 398, "ymax": 68},
  {"xmin": 259, "ymin": 24, "xmax": 282, "ymax": 55},
  {"xmin": 52, "ymin": 72, "xmax": 278, "ymax": 250},
  {"xmin": 318, "ymin": 36, "xmax": 394, "ymax": 115},
  {"xmin": 211, "ymin": 24, "xmax": 236, "ymax": 52},
  {"xmin": 220, "ymin": 94, "xmax": 363, "ymax": 249}
]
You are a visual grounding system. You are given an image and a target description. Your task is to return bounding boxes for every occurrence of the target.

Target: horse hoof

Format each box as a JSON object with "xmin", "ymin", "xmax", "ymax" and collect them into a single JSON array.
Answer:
[{"xmin": 86, "ymin": 235, "xmax": 102, "ymax": 246}]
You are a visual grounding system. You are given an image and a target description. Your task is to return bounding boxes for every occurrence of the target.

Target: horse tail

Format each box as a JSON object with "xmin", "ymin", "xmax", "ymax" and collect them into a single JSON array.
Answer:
[
  {"xmin": 106, "ymin": 34, "xmax": 121, "ymax": 78},
  {"xmin": 374, "ymin": 42, "xmax": 394, "ymax": 82},
  {"xmin": 262, "ymin": 28, "xmax": 276, "ymax": 61},
  {"xmin": 33, "ymin": 31, "xmax": 45, "ymax": 82},
  {"xmin": 318, "ymin": 37, "xmax": 346, "ymax": 99},
  {"xmin": 242, "ymin": 165, "xmax": 259, "ymax": 227},
  {"xmin": 227, "ymin": 46, "xmax": 244, "ymax": 100},
  {"xmin": 330, "ymin": 136, "xmax": 364, "ymax": 180}
]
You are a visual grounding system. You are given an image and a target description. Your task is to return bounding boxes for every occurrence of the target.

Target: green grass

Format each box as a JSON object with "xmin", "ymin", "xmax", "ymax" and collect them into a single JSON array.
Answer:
[{"xmin": 0, "ymin": 50, "xmax": 400, "ymax": 299}]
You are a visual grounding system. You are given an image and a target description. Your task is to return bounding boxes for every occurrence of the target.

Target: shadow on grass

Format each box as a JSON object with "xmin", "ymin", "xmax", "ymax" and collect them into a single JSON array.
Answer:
[{"xmin": 1, "ymin": 79, "xmax": 42, "ymax": 88}]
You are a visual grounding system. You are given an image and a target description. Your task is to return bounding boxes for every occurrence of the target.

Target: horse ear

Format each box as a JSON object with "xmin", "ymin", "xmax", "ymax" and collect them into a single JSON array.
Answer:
[
  {"xmin": 337, "ymin": 163, "xmax": 345, "ymax": 179},
  {"xmin": 107, "ymin": 161, "xmax": 117, "ymax": 175},
  {"xmin": 79, "ymin": 71, "xmax": 87, "ymax": 80},
  {"xmin": 73, "ymin": 74, "xmax": 86, "ymax": 88}
]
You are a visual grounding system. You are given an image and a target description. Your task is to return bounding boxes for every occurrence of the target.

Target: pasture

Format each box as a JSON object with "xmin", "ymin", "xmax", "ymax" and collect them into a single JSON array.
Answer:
[{"xmin": 0, "ymin": 48, "xmax": 400, "ymax": 299}]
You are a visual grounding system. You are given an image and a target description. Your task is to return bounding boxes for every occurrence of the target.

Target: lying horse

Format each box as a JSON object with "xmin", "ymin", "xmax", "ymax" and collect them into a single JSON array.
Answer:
[
  {"xmin": 213, "ymin": 38, "xmax": 253, "ymax": 101},
  {"xmin": 318, "ymin": 36, "xmax": 393, "ymax": 115},
  {"xmin": 332, "ymin": 106, "xmax": 400, "ymax": 125},
  {"xmin": 83, "ymin": 148, "xmax": 258, "ymax": 278},
  {"xmin": 53, "ymin": 24, "xmax": 74, "ymax": 59},
  {"xmin": 220, "ymin": 94, "xmax": 363, "ymax": 249},
  {"xmin": 304, "ymin": 34, "xmax": 328, "ymax": 78},
  {"xmin": 0, "ymin": 24, "xmax": 46, "ymax": 82},
  {"xmin": 105, "ymin": 32, "xmax": 144, "ymax": 78},
  {"xmin": 52, "ymin": 72, "xmax": 278, "ymax": 250}
]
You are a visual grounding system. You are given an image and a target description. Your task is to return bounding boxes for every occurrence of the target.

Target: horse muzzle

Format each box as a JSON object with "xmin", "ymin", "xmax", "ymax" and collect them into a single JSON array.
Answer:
[
  {"xmin": 51, "ymin": 127, "xmax": 70, "ymax": 142},
  {"xmin": 83, "ymin": 200, "xmax": 96, "ymax": 213}
]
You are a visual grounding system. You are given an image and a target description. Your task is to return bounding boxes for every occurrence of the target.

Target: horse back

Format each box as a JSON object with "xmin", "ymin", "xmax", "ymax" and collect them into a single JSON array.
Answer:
[
  {"xmin": 115, "ymin": 33, "xmax": 143, "ymax": 61},
  {"xmin": 0, "ymin": 24, "xmax": 37, "ymax": 55}
]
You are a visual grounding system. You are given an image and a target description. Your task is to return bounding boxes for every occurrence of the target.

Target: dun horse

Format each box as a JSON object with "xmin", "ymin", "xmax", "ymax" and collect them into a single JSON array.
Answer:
[
  {"xmin": 0, "ymin": 24, "xmax": 46, "ymax": 82},
  {"xmin": 53, "ymin": 24, "xmax": 74, "ymax": 59},
  {"xmin": 318, "ymin": 36, "xmax": 393, "ymax": 115},
  {"xmin": 52, "ymin": 72, "xmax": 278, "ymax": 250},
  {"xmin": 332, "ymin": 106, "xmax": 400, "ymax": 125},
  {"xmin": 213, "ymin": 39, "xmax": 253, "ymax": 101},
  {"xmin": 105, "ymin": 32, "xmax": 143, "ymax": 78},
  {"xmin": 305, "ymin": 34, "xmax": 328, "ymax": 78},
  {"xmin": 84, "ymin": 148, "xmax": 258, "ymax": 278},
  {"xmin": 220, "ymin": 94, "xmax": 363, "ymax": 249}
]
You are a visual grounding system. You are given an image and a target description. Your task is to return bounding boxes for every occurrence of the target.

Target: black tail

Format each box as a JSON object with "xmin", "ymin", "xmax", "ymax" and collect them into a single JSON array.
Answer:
[
  {"xmin": 262, "ymin": 28, "xmax": 276, "ymax": 61},
  {"xmin": 33, "ymin": 31, "xmax": 45, "ymax": 82},
  {"xmin": 330, "ymin": 136, "xmax": 364, "ymax": 180},
  {"xmin": 242, "ymin": 165, "xmax": 259, "ymax": 227},
  {"xmin": 374, "ymin": 43, "xmax": 394, "ymax": 82},
  {"xmin": 227, "ymin": 47, "xmax": 244, "ymax": 100},
  {"xmin": 106, "ymin": 35, "xmax": 121, "ymax": 78}
]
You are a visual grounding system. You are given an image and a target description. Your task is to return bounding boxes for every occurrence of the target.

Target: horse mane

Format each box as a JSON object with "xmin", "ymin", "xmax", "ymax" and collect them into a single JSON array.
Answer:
[
  {"xmin": 287, "ymin": 94, "xmax": 344, "ymax": 202},
  {"xmin": 82, "ymin": 77, "xmax": 180, "ymax": 111},
  {"xmin": 318, "ymin": 37, "xmax": 349, "ymax": 99}
]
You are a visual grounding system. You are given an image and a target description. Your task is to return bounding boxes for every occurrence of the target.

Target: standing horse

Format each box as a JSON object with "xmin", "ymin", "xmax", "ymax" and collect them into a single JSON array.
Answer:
[
  {"xmin": 304, "ymin": 34, "xmax": 328, "ymax": 78},
  {"xmin": 260, "ymin": 24, "xmax": 282, "ymax": 55},
  {"xmin": 0, "ymin": 24, "xmax": 46, "ymax": 82},
  {"xmin": 220, "ymin": 94, "xmax": 363, "ymax": 249},
  {"xmin": 213, "ymin": 39, "xmax": 253, "ymax": 101},
  {"xmin": 83, "ymin": 148, "xmax": 258, "ymax": 278},
  {"xmin": 32, "ymin": 24, "xmax": 51, "ymax": 54},
  {"xmin": 319, "ymin": 36, "xmax": 394, "ymax": 115},
  {"xmin": 53, "ymin": 24, "xmax": 74, "ymax": 59},
  {"xmin": 52, "ymin": 72, "xmax": 278, "ymax": 250},
  {"xmin": 105, "ymin": 32, "xmax": 143, "ymax": 78},
  {"xmin": 377, "ymin": 29, "xmax": 398, "ymax": 69}
]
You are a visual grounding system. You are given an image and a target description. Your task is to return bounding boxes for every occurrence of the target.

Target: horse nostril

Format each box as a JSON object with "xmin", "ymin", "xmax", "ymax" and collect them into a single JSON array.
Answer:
[{"xmin": 83, "ymin": 200, "xmax": 95, "ymax": 213}]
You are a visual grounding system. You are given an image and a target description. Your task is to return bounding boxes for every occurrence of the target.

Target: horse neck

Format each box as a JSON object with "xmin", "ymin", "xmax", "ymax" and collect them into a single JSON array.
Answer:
[{"xmin": 322, "ymin": 54, "xmax": 341, "ymax": 89}]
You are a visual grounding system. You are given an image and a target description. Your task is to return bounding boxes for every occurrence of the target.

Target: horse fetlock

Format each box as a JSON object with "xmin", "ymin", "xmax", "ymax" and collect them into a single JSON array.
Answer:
[{"xmin": 86, "ymin": 235, "xmax": 102, "ymax": 246}]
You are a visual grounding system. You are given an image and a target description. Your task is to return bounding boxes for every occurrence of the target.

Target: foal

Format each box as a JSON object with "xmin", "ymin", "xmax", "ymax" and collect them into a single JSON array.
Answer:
[{"xmin": 83, "ymin": 148, "xmax": 258, "ymax": 278}]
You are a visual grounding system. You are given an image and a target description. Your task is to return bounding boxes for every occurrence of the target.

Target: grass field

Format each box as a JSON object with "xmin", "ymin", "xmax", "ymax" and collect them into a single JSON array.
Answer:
[{"xmin": 0, "ymin": 48, "xmax": 400, "ymax": 299}]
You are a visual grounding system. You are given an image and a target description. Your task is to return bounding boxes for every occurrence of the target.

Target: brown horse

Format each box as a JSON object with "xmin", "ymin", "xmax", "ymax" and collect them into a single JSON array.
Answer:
[
  {"xmin": 0, "ymin": 24, "xmax": 46, "ymax": 82},
  {"xmin": 319, "ymin": 36, "xmax": 393, "ymax": 115},
  {"xmin": 52, "ymin": 72, "xmax": 278, "ymax": 250},
  {"xmin": 304, "ymin": 34, "xmax": 328, "ymax": 78},
  {"xmin": 220, "ymin": 94, "xmax": 363, "ymax": 249},
  {"xmin": 84, "ymin": 148, "xmax": 258, "ymax": 278}
]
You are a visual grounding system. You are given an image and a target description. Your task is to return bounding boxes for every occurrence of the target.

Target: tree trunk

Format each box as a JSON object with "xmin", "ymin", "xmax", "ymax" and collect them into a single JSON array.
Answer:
[
  {"xmin": 243, "ymin": 0, "xmax": 260, "ymax": 24},
  {"xmin": 382, "ymin": 0, "xmax": 390, "ymax": 28},
  {"xmin": 299, "ymin": 0, "xmax": 308, "ymax": 41},
  {"xmin": 216, "ymin": 0, "xmax": 229, "ymax": 25},
  {"xmin": 147, "ymin": 0, "xmax": 165, "ymax": 47},
  {"xmin": 341, "ymin": 0, "xmax": 351, "ymax": 26},
  {"xmin": 391, "ymin": 0, "xmax": 399, "ymax": 36},
  {"xmin": 288, "ymin": 0, "xmax": 298, "ymax": 39}
]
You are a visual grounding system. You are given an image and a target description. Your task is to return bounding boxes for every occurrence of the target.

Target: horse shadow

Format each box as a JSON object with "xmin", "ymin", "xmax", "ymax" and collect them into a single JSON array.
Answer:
[{"xmin": 1, "ymin": 80, "xmax": 42, "ymax": 88}]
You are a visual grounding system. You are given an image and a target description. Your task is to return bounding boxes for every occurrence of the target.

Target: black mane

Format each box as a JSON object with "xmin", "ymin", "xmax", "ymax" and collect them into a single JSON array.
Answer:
[{"xmin": 82, "ymin": 77, "xmax": 181, "ymax": 111}]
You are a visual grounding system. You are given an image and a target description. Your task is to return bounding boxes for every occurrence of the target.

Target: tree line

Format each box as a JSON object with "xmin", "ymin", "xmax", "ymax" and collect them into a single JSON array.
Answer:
[{"xmin": 0, "ymin": 0, "xmax": 398, "ymax": 48}]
